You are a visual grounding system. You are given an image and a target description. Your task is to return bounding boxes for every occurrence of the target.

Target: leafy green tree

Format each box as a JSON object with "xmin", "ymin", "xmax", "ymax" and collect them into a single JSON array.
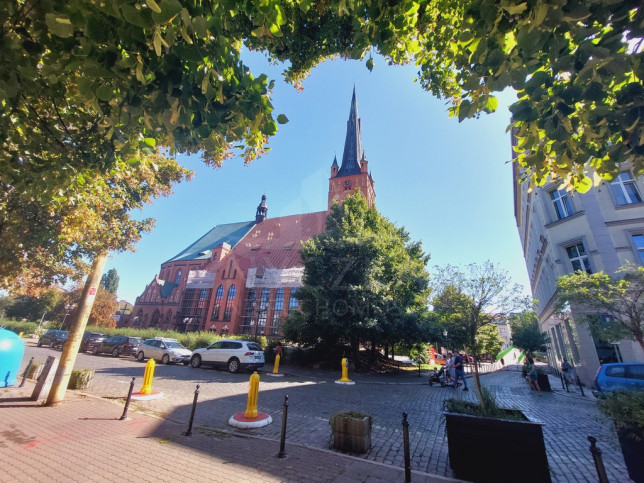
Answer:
[
  {"xmin": 557, "ymin": 265, "xmax": 644, "ymax": 352},
  {"xmin": 283, "ymin": 193, "xmax": 431, "ymax": 364},
  {"xmin": 101, "ymin": 269, "xmax": 120, "ymax": 294},
  {"xmin": 431, "ymin": 262, "xmax": 524, "ymax": 397},
  {"xmin": 476, "ymin": 324, "xmax": 504, "ymax": 358},
  {"xmin": 509, "ymin": 311, "xmax": 549, "ymax": 353},
  {"xmin": 3, "ymin": 289, "xmax": 64, "ymax": 321}
]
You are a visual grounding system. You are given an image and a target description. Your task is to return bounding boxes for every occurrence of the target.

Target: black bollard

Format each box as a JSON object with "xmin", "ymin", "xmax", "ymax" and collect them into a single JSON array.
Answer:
[
  {"xmin": 402, "ymin": 412, "xmax": 411, "ymax": 483},
  {"xmin": 120, "ymin": 377, "xmax": 136, "ymax": 420},
  {"xmin": 577, "ymin": 376, "xmax": 585, "ymax": 396},
  {"xmin": 185, "ymin": 384, "xmax": 200, "ymax": 436},
  {"xmin": 588, "ymin": 436, "xmax": 610, "ymax": 483},
  {"xmin": 19, "ymin": 357, "xmax": 34, "ymax": 387},
  {"xmin": 278, "ymin": 395, "xmax": 289, "ymax": 458}
]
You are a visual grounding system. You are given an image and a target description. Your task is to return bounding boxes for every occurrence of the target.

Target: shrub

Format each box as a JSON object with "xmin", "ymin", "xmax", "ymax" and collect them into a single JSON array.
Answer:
[
  {"xmin": 27, "ymin": 361, "xmax": 44, "ymax": 380},
  {"xmin": 597, "ymin": 390, "xmax": 644, "ymax": 440},
  {"xmin": 0, "ymin": 320, "xmax": 39, "ymax": 337},
  {"xmin": 444, "ymin": 386, "xmax": 527, "ymax": 421},
  {"xmin": 67, "ymin": 369, "xmax": 95, "ymax": 390}
]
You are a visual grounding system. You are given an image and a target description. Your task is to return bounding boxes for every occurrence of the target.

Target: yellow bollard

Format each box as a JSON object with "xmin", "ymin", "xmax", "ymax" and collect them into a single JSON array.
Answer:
[
  {"xmin": 338, "ymin": 357, "xmax": 352, "ymax": 383},
  {"xmin": 18, "ymin": 332, "xmax": 23, "ymax": 338},
  {"xmin": 139, "ymin": 359, "xmax": 155, "ymax": 395},
  {"xmin": 244, "ymin": 372, "xmax": 260, "ymax": 418},
  {"xmin": 272, "ymin": 354, "xmax": 281, "ymax": 374}
]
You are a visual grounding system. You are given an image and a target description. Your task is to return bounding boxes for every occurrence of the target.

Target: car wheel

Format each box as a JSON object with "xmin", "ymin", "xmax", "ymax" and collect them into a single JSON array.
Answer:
[
  {"xmin": 136, "ymin": 351, "xmax": 145, "ymax": 362},
  {"xmin": 92, "ymin": 346, "xmax": 99, "ymax": 355},
  {"xmin": 112, "ymin": 347, "xmax": 120, "ymax": 357},
  {"xmin": 161, "ymin": 354, "xmax": 170, "ymax": 364},
  {"xmin": 227, "ymin": 358, "xmax": 240, "ymax": 373},
  {"xmin": 190, "ymin": 355, "xmax": 201, "ymax": 368}
]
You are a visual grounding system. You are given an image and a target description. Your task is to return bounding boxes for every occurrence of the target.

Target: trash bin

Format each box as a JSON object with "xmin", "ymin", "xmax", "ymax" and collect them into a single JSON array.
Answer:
[{"xmin": 0, "ymin": 328, "xmax": 25, "ymax": 387}]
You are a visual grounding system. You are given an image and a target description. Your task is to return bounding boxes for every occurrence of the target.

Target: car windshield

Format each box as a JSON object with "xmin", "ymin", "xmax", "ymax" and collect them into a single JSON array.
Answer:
[
  {"xmin": 129, "ymin": 338, "xmax": 142, "ymax": 344},
  {"xmin": 247, "ymin": 343, "xmax": 262, "ymax": 351},
  {"xmin": 166, "ymin": 341, "xmax": 185, "ymax": 349}
]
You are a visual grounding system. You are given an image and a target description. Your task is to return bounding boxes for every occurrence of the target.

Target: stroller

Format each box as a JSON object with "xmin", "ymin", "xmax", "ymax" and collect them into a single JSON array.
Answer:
[{"xmin": 428, "ymin": 366, "xmax": 462, "ymax": 388}]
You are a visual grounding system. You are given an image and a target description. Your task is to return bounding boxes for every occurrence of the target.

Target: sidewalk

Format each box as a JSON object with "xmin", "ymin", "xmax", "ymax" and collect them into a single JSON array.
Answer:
[{"xmin": 0, "ymin": 382, "xmax": 457, "ymax": 483}]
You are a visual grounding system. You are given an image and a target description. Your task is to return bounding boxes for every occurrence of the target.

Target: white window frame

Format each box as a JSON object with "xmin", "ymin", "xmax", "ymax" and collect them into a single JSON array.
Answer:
[
  {"xmin": 565, "ymin": 242, "xmax": 592, "ymax": 274},
  {"xmin": 611, "ymin": 171, "xmax": 642, "ymax": 205},
  {"xmin": 550, "ymin": 188, "xmax": 574, "ymax": 219}
]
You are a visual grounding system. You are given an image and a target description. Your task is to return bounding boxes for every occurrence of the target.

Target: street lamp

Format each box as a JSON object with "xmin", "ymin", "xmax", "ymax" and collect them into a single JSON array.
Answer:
[{"xmin": 60, "ymin": 304, "xmax": 73, "ymax": 330}]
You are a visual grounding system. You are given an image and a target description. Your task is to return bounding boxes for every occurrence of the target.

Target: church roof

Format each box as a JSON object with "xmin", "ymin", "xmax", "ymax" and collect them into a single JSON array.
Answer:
[
  {"xmin": 164, "ymin": 220, "xmax": 257, "ymax": 263},
  {"xmin": 233, "ymin": 211, "xmax": 327, "ymax": 270},
  {"xmin": 337, "ymin": 87, "xmax": 364, "ymax": 177}
]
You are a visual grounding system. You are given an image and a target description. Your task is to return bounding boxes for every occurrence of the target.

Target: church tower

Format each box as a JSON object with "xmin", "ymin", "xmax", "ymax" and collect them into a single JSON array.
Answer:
[{"xmin": 328, "ymin": 87, "xmax": 376, "ymax": 210}]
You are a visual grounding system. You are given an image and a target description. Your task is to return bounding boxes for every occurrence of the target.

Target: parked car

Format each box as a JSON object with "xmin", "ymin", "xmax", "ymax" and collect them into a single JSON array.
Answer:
[
  {"xmin": 189, "ymin": 339, "xmax": 265, "ymax": 373},
  {"xmin": 136, "ymin": 338, "xmax": 192, "ymax": 365},
  {"xmin": 61, "ymin": 331, "xmax": 106, "ymax": 352},
  {"xmin": 593, "ymin": 362, "xmax": 644, "ymax": 396},
  {"xmin": 37, "ymin": 329, "xmax": 68, "ymax": 349},
  {"xmin": 92, "ymin": 335, "xmax": 143, "ymax": 357},
  {"xmin": 80, "ymin": 332, "xmax": 107, "ymax": 352}
]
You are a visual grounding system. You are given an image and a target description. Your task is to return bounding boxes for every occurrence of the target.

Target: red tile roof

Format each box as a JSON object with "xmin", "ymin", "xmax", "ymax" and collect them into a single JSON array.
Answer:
[{"xmin": 232, "ymin": 211, "xmax": 327, "ymax": 269}]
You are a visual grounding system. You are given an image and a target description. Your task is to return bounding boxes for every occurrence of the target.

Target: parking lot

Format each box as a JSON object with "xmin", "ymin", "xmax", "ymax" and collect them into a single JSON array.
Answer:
[{"xmin": 22, "ymin": 340, "xmax": 631, "ymax": 481}]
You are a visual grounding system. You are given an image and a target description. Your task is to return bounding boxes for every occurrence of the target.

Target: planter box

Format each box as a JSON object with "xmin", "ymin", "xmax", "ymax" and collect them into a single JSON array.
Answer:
[
  {"xmin": 330, "ymin": 413, "xmax": 371, "ymax": 454},
  {"xmin": 617, "ymin": 426, "xmax": 644, "ymax": 483},
  {"xmin": 444, "ymin": 410, "xmax": 550, "ymax": 482},
  {"xmin": 537, "ymin": 372, "xmax": 552, "ymax": 392}
]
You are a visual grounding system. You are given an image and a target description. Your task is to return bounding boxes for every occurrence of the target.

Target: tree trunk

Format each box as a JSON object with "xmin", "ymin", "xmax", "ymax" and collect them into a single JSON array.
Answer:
[
  {"xmin": 384, "ymin": 343, "xmax": 389, "ymax": 359},
  {"xmin": 46, "ymin": 252, "xmax": 108, "ymax": 406}
]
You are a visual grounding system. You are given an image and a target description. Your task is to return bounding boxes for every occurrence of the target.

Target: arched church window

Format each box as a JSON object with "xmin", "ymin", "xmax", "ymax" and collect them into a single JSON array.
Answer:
[
  {"xmin": 223, "ymin": 285, "xmax": 236, "ymax": 321},
  {"xmin": 211, "ymin": 285, "xmax": 224, "ymax": 320}
]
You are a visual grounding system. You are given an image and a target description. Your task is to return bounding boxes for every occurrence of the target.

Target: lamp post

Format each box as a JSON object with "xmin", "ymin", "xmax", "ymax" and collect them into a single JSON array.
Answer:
[{"xmin": 37, "ymin": 311, "xmax": 47, "ymax": 332}]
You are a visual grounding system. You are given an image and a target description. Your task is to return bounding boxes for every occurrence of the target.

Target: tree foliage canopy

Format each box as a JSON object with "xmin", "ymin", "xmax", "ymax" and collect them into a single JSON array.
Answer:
[
  {"xmin": 509, "ymin": 310, "xmax": 549, "ymax": 353},
  {"xmin": 101, "ymin": 268, "xmax": 120, "ymax": 294},
  {"xmin": 283, "ymin": 193, "xmax": 432, "ymax": 357},
  {"xmin": 557, "ymin": 265, "xmax": 644, "ymax": 351}
]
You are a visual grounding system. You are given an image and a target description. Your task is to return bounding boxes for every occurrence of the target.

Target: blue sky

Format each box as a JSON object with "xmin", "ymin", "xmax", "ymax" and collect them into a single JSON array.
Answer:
[{"xmin": 104, "ymin": 52, "xmax": 531, "ymax": 304}]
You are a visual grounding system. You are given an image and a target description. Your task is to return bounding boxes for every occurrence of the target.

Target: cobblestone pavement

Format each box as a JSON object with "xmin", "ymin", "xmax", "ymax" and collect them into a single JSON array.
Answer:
[{"xmin": 18, "ymin": 344, "xmax": 631, "ymax": 482}]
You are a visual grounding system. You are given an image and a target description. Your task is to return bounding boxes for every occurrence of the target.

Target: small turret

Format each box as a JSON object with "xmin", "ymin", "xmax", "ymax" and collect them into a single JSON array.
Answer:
[
  {"xmin": 331, "ymin": 155, "xmax": 339, "ymax": 178},
  {"xmin": 255, "ymin": 194, "xmax": 268, "ymax": 223}
]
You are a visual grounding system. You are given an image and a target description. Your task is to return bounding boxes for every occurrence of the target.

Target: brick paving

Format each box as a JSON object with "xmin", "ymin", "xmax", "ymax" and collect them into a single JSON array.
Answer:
[{"xmin": 4, "ymin": 344, "xmax": 633, "ymax": 482}]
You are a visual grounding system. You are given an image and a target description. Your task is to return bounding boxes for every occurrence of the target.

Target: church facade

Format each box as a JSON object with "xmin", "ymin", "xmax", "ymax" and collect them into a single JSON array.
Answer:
[{"xmin": 122, "ymin": 89, "xmax": 376, "ymax": 336}]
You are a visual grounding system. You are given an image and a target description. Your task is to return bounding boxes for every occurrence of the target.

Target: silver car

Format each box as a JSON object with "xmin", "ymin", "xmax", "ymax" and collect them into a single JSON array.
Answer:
[
  {"xmin": 189, "ymin": 339, "xmax": 265, "ymax": 373},
  {"xmin": 136, "ymin": 338, "xmax": 192, "ymax": 365}
]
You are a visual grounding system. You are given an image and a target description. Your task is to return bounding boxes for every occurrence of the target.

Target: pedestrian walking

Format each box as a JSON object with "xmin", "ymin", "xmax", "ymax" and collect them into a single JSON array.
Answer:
[
  {"xmin": 500, "ymin": 357, "xmax": 505, "ymax": 366},
  {"xmin": 526, "ymin": 355, "xmax": 541, "ymax": 394},
  {"xmin": 445, "ymin": 352, "xmax": 454, "ymax": 384},
  {"xmin": 560, "ymin": 357, "xmax": 571, "ymax": 382},
  {"xmin": 453, "ymin": 350, "xmax": 468, "ymax": 391}
]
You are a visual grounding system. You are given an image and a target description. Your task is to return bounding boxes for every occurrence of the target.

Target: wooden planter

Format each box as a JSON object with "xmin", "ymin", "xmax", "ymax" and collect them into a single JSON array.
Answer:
[
  {"xmin": 617, "ymin": 426, "xmax": 644, "ymax": 483},
  {"xmin": 444, "ymin": 409, "xmax": 551, "ymax": 482},
  {"xmin": 537, "ymin": 372, "xmax": 552, "ymax": 392},
  {"xmin": 330, "ymin": 413, "xmax": 372, "ymax": 454}
]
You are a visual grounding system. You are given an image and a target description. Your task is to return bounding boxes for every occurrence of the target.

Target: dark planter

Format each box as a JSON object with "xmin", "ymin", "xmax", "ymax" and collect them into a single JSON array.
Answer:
[
  {"xmin": 330, "ymin": 413, "xmax": 371, "ymax": 454},
  {"xmin": 444, "ymin": 409, "xmax": 551, "ymax": 482},
  {"xmin": 537, "ymin": 372, "xmax": 552, "ymax": 392},
  {"xmin": 616, "ymin": 426, "xmax": 644, "ymax": 483}
]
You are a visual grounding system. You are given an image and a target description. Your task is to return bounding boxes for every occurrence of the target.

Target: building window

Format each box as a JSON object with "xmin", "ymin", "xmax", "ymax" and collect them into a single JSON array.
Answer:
[
  {"xmin": 633, "ymin": 234, "xmax": 644, "ymax": 264},
  {"xmin": 211, "ymin": 285, "xmax": 224, "ymax": 320},
  {"xmin": 223, "ymin": 285, "xmax": 236, "ymax": 321},
  {"xmin": 242, "ymin": 289, "xmax": 257, "ymax": 334},
  {"xmin": 271, "ymin": 288, "xmax": 284, "ymax": 336},
  {"xmin": 550, "ymin": 188, "xmax": 574, "ymax": 219},
  {"xmin": 611, "ymin": 172, "xmax": 642, "ymax": 205},
  {"xmin": 288, "ymin": 288, "xmax": 299, "ymax": 312},
  {"xmin": 196, "ymin": 289, "xmax": 209, "ymax": 316},
  {"xmin": 174, "ymin": 269, "xmax": 182, "ymax": 285},
  {"xmin": 257, "ymin": 288, "xmax": 270, "ymax": 335},
  {"xmin": 566, "ymin": 243, "xmax": 592, "ymax": 273}
]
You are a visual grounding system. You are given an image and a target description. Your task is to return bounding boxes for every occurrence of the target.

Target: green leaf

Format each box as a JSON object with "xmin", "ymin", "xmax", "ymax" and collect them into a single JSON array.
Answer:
[
  {"xmin": 95, "ymin": 84, "xmax": 113, "ymax": 101},
  {"xmin": 277, "ymin": 114, "xmax": 289, "ymax": 124},
  {"xmin": 485, "ymin": 96, "xmax": 498, "ymax": 112},
  {"xmin": 143, "ymin": 138, "xmax": 156, "ymax": 147},
  {"xmin": 366, "ymin": 57, "xmax": 374, "ymax": 72},
  {"xmin": 45, "ymin": 14, "xmax": 74, "ymax": 38},
  {"xmin": 151, "ymin": 0, "xmax": 182, "ymax": 24},
  {"xmin": 121, "ymin": 5, "xmax": 154, "ymax": 29},
  {"xmin": 192, "ymin": 17, "xmax": 208, "ymax": 37},
  {"xmin": 502, "ymin": 3, "xmax": 527, "ymax": 15},
  {"xmin": 575, "ymin": 176, "xmax": 592, "ymax": 193},
  {"xmin": 146, "ymin": 0, "xmax": 162, "ymax": 14}
]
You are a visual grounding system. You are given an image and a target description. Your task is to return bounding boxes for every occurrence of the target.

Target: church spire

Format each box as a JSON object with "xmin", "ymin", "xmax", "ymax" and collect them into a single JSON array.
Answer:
[{"xmin": 337, "ymin": 86, "xmax": 363, "ymax": 177}]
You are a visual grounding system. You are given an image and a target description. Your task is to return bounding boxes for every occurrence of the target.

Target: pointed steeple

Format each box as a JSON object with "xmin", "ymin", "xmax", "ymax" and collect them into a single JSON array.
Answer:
[
  {"xmin": 331, "ymin": 154, "xmax": 339, "ymax": 168},
  {"xmin": 337, "ymin": 86, "xmax": 363, "ymax": 177}
]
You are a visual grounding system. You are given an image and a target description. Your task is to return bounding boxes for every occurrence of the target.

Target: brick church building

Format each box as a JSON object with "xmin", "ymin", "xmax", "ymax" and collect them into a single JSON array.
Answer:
[{"xmin": 123, "ymin": 88, "xmax": 375, "ymax": 336}]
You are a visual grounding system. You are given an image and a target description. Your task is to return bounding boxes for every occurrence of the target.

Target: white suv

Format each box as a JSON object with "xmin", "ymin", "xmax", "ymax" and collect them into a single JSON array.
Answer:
[
  {"xmin": 189, "ymin": 339, "xmax": 265, "ymax": 373},
  {"xmin": 136, "ymin": 338, "xmax": 192, "ymax": 365}
]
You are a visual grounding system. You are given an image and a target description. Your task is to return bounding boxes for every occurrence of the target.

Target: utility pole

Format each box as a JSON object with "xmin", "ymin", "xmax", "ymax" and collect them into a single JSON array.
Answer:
[{"xmin": 46, "ymin": 252, "xmax": 108, "ymax": 406}]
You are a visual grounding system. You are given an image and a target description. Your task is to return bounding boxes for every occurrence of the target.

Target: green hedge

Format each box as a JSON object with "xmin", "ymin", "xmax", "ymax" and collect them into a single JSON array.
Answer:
[{"xmin": 0, "ymin": 320, "xmax": 39, "ymax": 336}]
